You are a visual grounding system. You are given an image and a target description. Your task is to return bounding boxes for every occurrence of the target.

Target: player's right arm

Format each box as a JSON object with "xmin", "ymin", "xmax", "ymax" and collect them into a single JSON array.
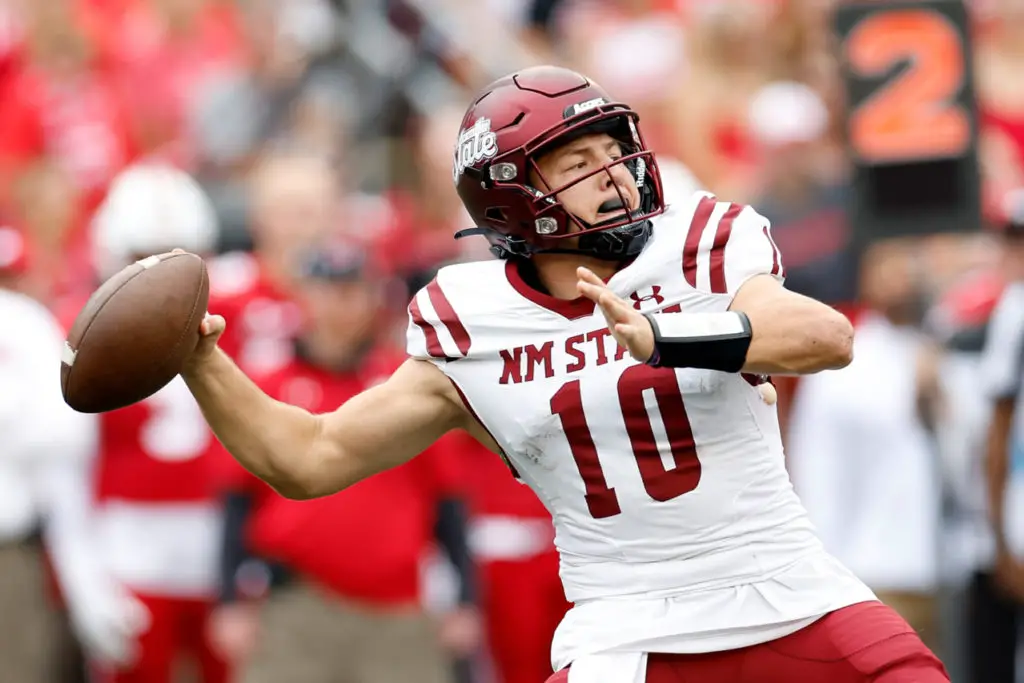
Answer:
[{"xmin": 182, "ymin": 315, "xmax": 476, "ymax": 500}]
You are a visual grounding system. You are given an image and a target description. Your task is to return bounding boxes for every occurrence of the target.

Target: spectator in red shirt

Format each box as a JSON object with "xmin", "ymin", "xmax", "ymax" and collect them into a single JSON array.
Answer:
[
  {"xmin": 0, "ymin": 0, "xmax": 139, "ymax": 302},
  {"xmin": 206, "ymin": 147, "xmax": 341, "ymax": 378},
  {"xmin": 90, "ymin": 0, "xmax": 248, "ymax": 167},
  {"xmin": 209, "ymin": 241, "xmax": 480, "ymax": 683}
]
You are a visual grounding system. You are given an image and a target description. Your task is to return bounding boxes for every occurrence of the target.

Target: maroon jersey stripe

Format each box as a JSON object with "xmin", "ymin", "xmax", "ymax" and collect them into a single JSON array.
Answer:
[
  {"xmin": 426, "ymin": 279, "xmax": 472, "ymax": 356},
  {"xmin": 708, "ymin": 203, "xmax": 742, "ymax": 294},
  {"xmin": 409, "ymin": 296, "xmax": 445, "ymax": 358},
  {"xmin": 682, "ymin": 196, "xmax": 717, "ymax": 288},
  {"xmin": 763, "ymin": 225, "xmax": 784, "ymax": 277}
]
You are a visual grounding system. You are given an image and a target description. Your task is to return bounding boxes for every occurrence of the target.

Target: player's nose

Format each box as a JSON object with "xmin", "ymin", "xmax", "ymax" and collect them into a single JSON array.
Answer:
[{"xmin": 601, "ymin": 162, "xmax": 636, "ymax": 205}]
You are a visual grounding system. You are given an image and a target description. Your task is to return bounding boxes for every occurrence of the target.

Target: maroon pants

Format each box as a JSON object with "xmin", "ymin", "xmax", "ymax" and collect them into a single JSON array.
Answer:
[{"xmin": 546, "ymin": 601, "xmax": 948, "ymax": 683}]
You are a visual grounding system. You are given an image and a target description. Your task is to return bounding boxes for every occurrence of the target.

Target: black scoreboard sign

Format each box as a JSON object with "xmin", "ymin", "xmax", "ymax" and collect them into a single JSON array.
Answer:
[{"xmin": 835, "ymin": 0, "xmax": 980, "ymax": 245}]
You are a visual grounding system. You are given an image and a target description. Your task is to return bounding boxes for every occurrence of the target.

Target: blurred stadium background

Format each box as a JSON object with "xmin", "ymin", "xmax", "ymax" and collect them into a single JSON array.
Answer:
[{"xmin": 3, "ymin": 0, "xmax": 1024, "ymax": 682}]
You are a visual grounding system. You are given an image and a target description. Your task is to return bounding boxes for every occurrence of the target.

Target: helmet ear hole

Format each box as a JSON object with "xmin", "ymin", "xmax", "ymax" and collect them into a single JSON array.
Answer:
[{"xmin": 485, "ymin": 207, "xmax": 508, "ymax": 223}]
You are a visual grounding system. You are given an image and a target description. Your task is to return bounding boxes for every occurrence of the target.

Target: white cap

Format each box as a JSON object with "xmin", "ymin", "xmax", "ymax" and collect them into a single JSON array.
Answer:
[
  {"xmin": 92, "ymin": 164, "xmax": 219, "ymax": 278},
  {"xmin": 748, "ymin": 81, "xmax": 830, "ymax": 147}
]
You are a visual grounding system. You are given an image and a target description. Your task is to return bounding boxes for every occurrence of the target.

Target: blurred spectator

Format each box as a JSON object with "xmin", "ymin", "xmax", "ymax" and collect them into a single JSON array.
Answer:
[
  {"xmin": 663, "ymin": 1, "xmax": 771, "ymax": 198},
  {"xmin": 91, "ymin": 0, "xmax": 248, "ymax": 167},
  {"xmin": 764, "ymin": 0, "xmax": 840, "ymax": 100},
  {"xmin": 976, "ymin": 0, "xmax": 1024, "ymax": 220},
  {"xmin": 556, "ymin": 0, "xmax": 688, "ymax": 157},
  {"xmin": 0, "ymin": 0, "xmax": 24, "ymax": 92},
  {"xmin": 12, "ymin": 162, "xmax": 85, "ymax": 305},
  {"xmin": 0, "ymin": 231, "xmax": 97, "ymax": 683},
  {"xmin": 191, "ymin": 0, "xmax": 348, "ymax": 241},
  {"xmin": 787, "ymin": 238, "xmax": 943, "ymax": 651},
  {"xmin": 0, "ymin": 0, "xmax": 138, "ymax": 300},
  {"xmin": 48, "ymin": 164, "xmax": 230, "ymax": 683},
  {"xmin": 371, "ymin": 105, "xmax": 485, "ymax": 296},
  {"xmin": 747, "ymin": 81, "xmax": 856, "ymax": 308},
  {"xmin": 974, "ymin": 196, "xmax": 1024, "ymax": 683},
  {"xmin": 207, "ymin": 147, "xmax": 338, "ymax": 377},
  {"xmin": 210, "ymin": 243, "xmax": 479, "ymax": 683}
]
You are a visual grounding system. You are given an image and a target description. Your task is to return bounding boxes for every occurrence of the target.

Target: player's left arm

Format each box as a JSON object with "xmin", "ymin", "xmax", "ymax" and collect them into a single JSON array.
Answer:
[
  {"xmin": 728, "ymin": 275, "xmax": 854, "ymax": 375},
  {"xmin": 578, "ymin": 203, "xmax": 853, "ymax": 375}
]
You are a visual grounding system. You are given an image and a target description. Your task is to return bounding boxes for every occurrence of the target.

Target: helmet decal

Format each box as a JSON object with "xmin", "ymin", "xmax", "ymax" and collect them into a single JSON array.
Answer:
[
  {"xmin": 452, "ymin": 117, "xmax": 498, "ymax": 184},
  {"xmin": 562, "ymin": 97, "xmax": 608, "ymax": 119}
]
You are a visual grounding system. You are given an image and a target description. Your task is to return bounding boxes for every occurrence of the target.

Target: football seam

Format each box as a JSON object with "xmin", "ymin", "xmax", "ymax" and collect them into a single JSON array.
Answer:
[
  {"xmin": 62, "ymin": 257, "xmax": 159, "ymax": 400},
  {"xmin": 160, "ymin": 256, "xmax": 208, "ymax": 374}
]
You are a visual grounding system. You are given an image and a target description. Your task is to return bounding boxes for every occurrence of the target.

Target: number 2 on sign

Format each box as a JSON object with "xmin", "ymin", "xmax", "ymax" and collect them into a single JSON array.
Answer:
[
  {"xmin": 550, "ymin": 364, "xmax": 701, "ymax": 519},
  {"xmin": 846, "ymin": 9, "xmax": 971, "ymax": 163}
]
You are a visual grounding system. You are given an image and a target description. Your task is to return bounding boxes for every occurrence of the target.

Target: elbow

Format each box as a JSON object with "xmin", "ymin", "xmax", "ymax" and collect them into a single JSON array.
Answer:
[
  {"xmin": 818, "ymin": 311, "xmax": 854, "ymax": 370},
  {"xmin": 260, "ymin": 460, "xmax": 322, "ymax": 500},
  {"xmin": 270, "ymin": 416, "xmax": 356, "ymax": 501},
  {"xmin": 272, "ymin": 478, "xmax": 320, "ymax": 501},
  {"xmin": 271, "ymin": 455, "xmax": 332, "ymax": 502},
  {"xmin": 264, "ymin": 415, "xmax": 333, "ymax": 501}
]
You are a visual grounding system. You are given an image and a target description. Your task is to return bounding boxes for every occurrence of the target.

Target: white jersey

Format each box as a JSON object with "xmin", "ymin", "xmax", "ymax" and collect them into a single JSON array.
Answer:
[{"xmin": 406, "ymin": 189, "xmax": 874, "ymax": 668}]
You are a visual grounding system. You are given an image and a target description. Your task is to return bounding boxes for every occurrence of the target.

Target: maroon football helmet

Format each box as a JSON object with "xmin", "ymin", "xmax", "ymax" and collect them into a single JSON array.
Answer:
[{"xmin": 452, "ymin": 66, "xmax": 665, "ymax": 260}]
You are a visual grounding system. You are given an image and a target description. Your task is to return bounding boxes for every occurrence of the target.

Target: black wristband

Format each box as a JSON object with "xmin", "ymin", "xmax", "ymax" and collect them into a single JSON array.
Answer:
[{"xmin": 644, "ymin": 311, "xmax": 752, "ymax": 372}]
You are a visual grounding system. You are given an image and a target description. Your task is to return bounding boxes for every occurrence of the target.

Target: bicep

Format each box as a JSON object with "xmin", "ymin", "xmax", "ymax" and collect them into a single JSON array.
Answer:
[{"xmin": 310, "ymin": 358, "xmax": 471, "ymax": 496}]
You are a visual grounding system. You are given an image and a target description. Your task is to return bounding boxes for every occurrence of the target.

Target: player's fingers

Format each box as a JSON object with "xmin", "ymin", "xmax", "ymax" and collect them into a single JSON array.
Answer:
[
  {"xmin": 614, "ymin": 322, "xmax": 638, "ymax": 343},
  {"xmin": 614, "ymin": 322, "xmax": 654, "ymax": 361},
  {"xmin": 576, "ymin": 279, "xmax": 604, "ymax": 303},
  {"xmin": 199, "ymin": 314, "xmax": 226, "ymax": 337},
  {"xmin": 576, "ymin": 266, "xmax": 604, "ymax": 287},
  {"xmin": 598, "ymin": 290, "xmax": 633, "ymax": 322}
]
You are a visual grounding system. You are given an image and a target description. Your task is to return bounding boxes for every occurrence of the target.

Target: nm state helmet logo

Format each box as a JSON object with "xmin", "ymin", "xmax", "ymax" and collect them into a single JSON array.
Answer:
[
  {"xmin": 453, "ymin": 117, "xmax": 498, "ymax": 184},
  {"xmin": 629, "ymin": 286, "xmax": 665, "ymax": 310}
]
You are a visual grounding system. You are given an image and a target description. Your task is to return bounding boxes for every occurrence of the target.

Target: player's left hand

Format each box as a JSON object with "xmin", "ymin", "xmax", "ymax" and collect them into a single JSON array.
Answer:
[{"xmin": 577, "ymin": 266, "xmax": 655, "ymax": 362}]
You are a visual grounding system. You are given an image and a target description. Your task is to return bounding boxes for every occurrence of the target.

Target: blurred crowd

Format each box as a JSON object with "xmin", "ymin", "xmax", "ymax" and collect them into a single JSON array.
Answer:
[{"xmin": 2, "ymin": 0, "xmax": 1024, "ymax": 682}]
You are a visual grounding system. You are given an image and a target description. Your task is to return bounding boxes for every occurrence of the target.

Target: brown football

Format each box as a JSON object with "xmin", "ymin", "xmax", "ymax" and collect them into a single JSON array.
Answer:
[{"xmin": 61, "ymin": 251, "xmax": 209, "ymax": 413}]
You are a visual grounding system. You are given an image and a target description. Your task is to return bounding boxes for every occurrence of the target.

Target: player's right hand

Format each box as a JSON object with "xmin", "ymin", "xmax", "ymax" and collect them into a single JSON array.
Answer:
[
  {"xmin": 181, "ymin": 313, "xmax": 225, "ymax": 378},
  {"xmin": 170, "ymin": 247, "xmax": 226, "ymax": 372},
  {"xmin": 196, "ymin": 313, "xmax": 226, "ymax": 354}
]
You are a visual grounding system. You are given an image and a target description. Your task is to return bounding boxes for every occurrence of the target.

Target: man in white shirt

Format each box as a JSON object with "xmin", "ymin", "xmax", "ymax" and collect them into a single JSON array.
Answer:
[
  {"xmin": 0, "ymin": 227, "xmax": 98, "ymax": 683},
  {"xmin": 787, "ymin": 238, "xmax": 943, "ymax": 649}
]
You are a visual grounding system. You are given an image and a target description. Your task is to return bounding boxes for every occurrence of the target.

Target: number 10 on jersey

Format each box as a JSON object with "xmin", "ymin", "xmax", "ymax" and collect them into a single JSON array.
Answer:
[{"xmin": 550, "ymin": 364, "xmax": 702, "ymax": 519}]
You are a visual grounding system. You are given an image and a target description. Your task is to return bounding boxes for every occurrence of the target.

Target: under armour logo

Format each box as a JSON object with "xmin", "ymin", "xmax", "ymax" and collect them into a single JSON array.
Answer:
[{"xmin": 629, "ymin": 286, "xmax": 665, "ymax": 310}]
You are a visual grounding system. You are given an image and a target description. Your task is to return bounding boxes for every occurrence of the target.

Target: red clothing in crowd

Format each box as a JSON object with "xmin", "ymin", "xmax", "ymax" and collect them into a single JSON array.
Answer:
[
  {"xmin": 217, "ymin": 348, "xmax": 468, "ymax": 606},
  {"xmin": 206, "ymin": 251, "xmax": 305, "ymax": 378}
]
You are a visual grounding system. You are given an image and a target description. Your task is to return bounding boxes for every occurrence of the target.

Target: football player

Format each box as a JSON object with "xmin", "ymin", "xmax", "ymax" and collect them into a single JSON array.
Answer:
[
  {"xmin": 50, "ymin": 164, "xmax": 231, "ymax": 683},
  {"xmin": 179, "ymin": 66, "xmax": 949, "ymax": 682}
]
